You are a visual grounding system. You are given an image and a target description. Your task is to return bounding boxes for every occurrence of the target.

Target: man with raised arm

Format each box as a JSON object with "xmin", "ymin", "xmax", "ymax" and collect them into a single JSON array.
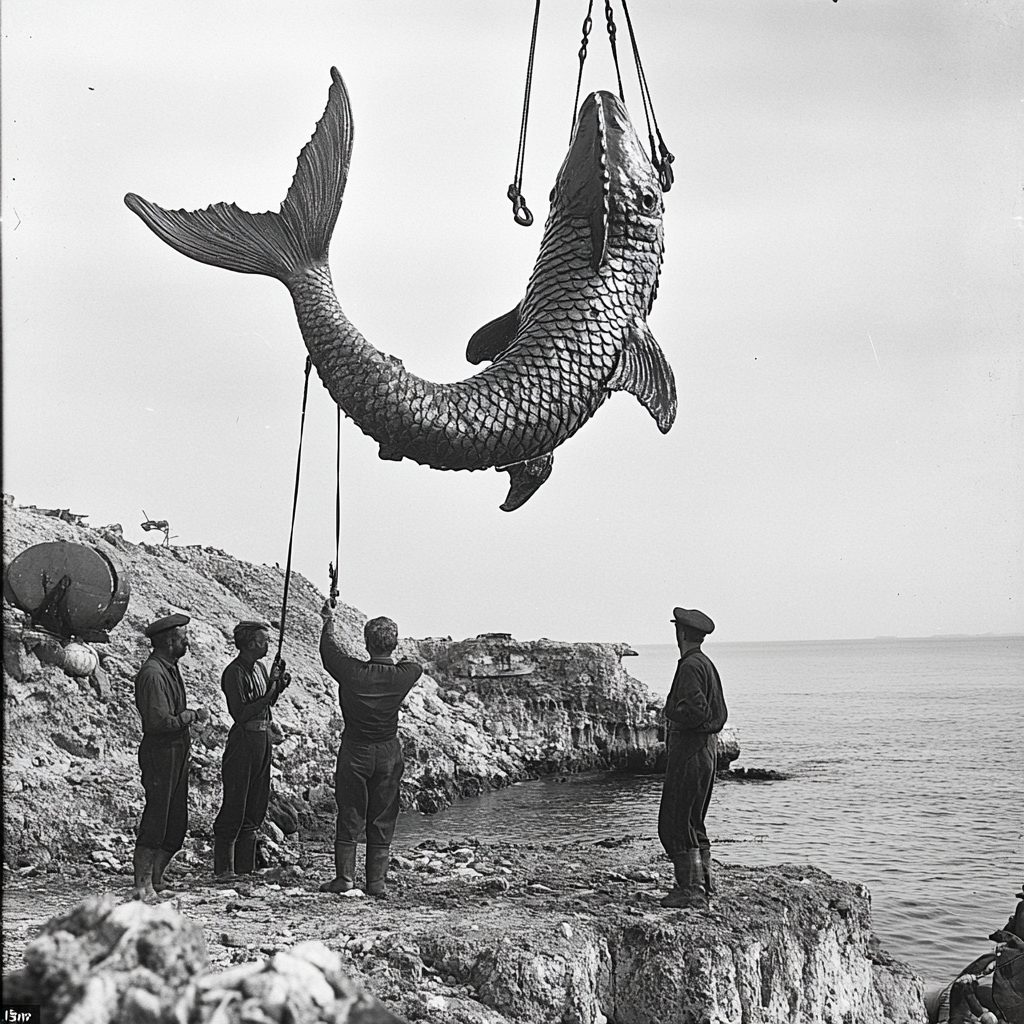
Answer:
[
  {"xmin": 317, "ymin": 604, "xmax": 422, "ymax": 897},
  {"xmin": 658, "ymin": 606, "xmax": 728, "ymax": 910}
]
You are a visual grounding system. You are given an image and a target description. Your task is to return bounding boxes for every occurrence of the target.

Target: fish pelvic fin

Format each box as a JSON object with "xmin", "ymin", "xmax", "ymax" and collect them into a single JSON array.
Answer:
[
  {"xmin": 124, "ymin": 67, "xmax": 353, "ymax": 282},
  {"xmin": 499, "ymin": 454, "xmax": 554, "ymax": 512},
  {"xmin": 607, "ymin": 322, "xmax": 677, "ymax": 433},
  {"xmin": 466, "ymin": 302, "xmax": 523, "ymax": 364}
]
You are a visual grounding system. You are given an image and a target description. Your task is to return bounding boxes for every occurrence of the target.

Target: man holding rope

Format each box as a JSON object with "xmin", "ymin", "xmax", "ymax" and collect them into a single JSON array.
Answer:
[{"xmin": 212, "ymin": 620, "xmax": 291, "ymax": 879}]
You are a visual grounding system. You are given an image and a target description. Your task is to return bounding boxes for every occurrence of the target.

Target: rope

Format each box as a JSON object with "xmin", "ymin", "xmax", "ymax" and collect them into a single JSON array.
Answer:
[
  {"xmin": 619, "ymin": 0, "xmax": 675, "ymax": 190},
  {"xmin": 274, "ymin": 355, "xmax": 313, "ymax": 666},
  {"xmin": 508, "ymin": 0, "xmax": 542, "ymax": 226},
  {"xmin": 328, "ymin": 406, "xmax": 341, "ymax": 608}
]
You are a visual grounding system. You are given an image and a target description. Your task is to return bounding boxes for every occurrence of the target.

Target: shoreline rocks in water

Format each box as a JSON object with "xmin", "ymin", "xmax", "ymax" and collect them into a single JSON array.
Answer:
[
  {"xmin": 3, "ymin": 837, "xmax": 927, "ymax": 1024},
  {"xmin": 2, "ymin": 499, "xmax": 738, "ymax": 872}
]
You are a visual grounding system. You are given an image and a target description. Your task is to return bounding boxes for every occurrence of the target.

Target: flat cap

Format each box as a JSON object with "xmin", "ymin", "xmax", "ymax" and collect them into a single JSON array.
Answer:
[
  {"xmin": 671, "ymin": 607, "xmax": 715, "ymax": 635},
  {"xmin": 145, "ymin": 612, "xmax": 190, "ymax": 638}
]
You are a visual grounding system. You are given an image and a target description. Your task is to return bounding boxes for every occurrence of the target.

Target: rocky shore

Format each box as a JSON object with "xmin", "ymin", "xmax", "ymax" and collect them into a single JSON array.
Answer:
[
  {"xmin": 2, "ymin": 499, "xmax": 734, "ymax": 869},
  {"xmin": 3, "ymin": 835, "xmax": 927, "ymax": 1024},
  {"xmin": 2, "ymin": 499, "xmax": 929, "ymax": 1022}
]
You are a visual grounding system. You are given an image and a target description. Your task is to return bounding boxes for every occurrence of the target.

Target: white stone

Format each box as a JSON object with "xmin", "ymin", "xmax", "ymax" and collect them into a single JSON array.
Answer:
[{"xmin": 268, "ymin": 952, "xmax": 334, "ymax": 1008}]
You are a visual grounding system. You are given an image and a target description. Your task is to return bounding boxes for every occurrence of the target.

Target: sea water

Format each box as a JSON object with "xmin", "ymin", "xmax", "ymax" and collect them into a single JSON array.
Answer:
[{"xmin": 398, "ymin": 636, "xmax": 1024, "ymax": 985}]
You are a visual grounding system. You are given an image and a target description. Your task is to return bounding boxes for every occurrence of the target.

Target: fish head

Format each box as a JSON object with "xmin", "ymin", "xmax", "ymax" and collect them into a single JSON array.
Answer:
[{"xmin": 551, "ymin": 90, "xmax": 664, "ymax": 276}]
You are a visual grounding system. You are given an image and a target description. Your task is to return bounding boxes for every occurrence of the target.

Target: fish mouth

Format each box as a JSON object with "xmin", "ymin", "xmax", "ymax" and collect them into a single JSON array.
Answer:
[{"xmin": 554, "ymin": 91, "xmax": 660, "ymax": 271}]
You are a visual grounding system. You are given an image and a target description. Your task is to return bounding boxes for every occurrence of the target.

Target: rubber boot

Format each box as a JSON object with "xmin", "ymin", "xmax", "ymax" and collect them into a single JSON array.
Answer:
[
  {"xmin": 213, "ymin": 838, "xmax": 239, "ymax": 882},
  {"xmin": 234, "ymin": 831, "xmax": 258, "ymax": 874},
  {"xmin": 365, "ymin": 845, "xmax": 390, "ymax": 897},
  {"xmin": 132, "ymin": 845, "xmax": 159, "ymax": 901},
  {"xmin": 660, "ymin": 850, "xmax": 708, "ymax": 910},
  {"xmin": 700, "ymin": 847, "xmax": 717, "ymax": 897},
  {"xmin": 152, "ymin": 848, "xmax": 181, "ymax": 896},
  {"xmin": 318, "ymin": 841, "xmax": 357, "ymax": 894}
]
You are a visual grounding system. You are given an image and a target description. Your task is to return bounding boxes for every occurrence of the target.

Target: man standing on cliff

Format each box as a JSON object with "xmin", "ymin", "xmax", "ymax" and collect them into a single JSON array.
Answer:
[
  {"xmin": 658, "ymin": 607, "xmax": 728, "ymax": 910},
  {"xmin": 132, "ymin": 613, "xmax": 209, "ymax": 901},
  {"xmin": 212, "ymin": 620, "xmax": 290, "ymax": 880},
  {"xmin": 317, "ymin": 604, "xmax": 422, "ymax": 897}
]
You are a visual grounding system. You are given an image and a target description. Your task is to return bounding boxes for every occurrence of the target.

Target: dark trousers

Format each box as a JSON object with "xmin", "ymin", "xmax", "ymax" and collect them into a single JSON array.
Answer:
[
  {"xmin": 334, "ymin": 734, "xmax": 404, "ymax": 846},
  {"xmin": 213, "ymin": 728, "xmax": 271, "ymax": 843},
  {"xmin": 658, "ymin": 729, "xmax": 719, "ymax": 856},
  {"xmin": 137, "ymin": 732, "xmax": 190, "ymax": 852}
]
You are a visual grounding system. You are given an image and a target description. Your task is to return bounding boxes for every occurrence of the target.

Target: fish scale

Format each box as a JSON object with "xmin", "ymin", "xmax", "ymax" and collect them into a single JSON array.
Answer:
[{"xmin": 125, "ymin": 67, "xmax": 676, "ymax": 510}]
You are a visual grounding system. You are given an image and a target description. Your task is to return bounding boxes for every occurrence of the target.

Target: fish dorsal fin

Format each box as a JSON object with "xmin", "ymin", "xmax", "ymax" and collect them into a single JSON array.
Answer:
[
  {"xmin": 466, "ymin": 303, "xmax": 523, "ymax": 365},
  {"xmin": 607, "ymin": 322, "xmax": 677, "ymax": 433}
]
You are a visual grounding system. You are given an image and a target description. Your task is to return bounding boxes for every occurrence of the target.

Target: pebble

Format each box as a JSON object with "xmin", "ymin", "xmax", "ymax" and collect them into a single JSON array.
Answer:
[
  {"xmin": 425, "ymin": 995, "xmax": 447, "ymax": 1012},
  {"xmin": 626, "ymin": 868, "xmax": 658, "ymax": 883},
  {"xmin": 558, "ymin": 922, "xmax": 573, "ymax": 940}
]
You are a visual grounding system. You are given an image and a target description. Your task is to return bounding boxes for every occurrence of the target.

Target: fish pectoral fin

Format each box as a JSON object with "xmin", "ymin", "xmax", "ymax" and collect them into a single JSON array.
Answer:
[
  {"xmin": 607, "ymin": 323, "xmax": 677, "ymax": 433},
  {"xmin": 498, "ymin": 454, "xmax": 554, "ymax": 512},
  {"xmin": 466, "ymin": 303, "xmax": 523, "ymax": 364}
]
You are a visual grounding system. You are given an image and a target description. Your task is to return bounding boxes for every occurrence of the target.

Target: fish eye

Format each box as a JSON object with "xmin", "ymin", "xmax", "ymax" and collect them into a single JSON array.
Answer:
[{"xmin": 640, "ymin": 192, "xmax": 657, "ymax": 212}]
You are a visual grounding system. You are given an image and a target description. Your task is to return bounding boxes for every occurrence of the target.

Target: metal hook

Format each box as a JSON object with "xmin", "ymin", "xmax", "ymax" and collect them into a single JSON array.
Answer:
[
  {"xmin": 508, "ymin": 184, "xmax": 534, "ymax": 227},
  {"xmin": 328, "ymin": 561, "xmax": 339, "ymax": 609},
  {"xmin": 656, "ymin": 140, "xmax": 675, "ymax": 193}
]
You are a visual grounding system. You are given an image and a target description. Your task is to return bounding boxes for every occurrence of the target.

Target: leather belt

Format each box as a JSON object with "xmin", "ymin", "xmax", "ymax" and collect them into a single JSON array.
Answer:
[{"xmin": 244, "ymin": 721, "xmax": 269, "ymax": 731}]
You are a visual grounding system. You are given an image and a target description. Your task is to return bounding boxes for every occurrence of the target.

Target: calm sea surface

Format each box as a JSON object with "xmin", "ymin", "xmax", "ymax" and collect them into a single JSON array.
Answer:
[{"xmin": 398, "ymin": 636, "xmax": 1024, "ymax": 985}]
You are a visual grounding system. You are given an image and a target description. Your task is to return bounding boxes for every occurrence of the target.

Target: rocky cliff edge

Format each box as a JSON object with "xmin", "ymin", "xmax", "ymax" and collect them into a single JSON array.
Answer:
[{"xmin": 2, "ymin": 499, "xmax": 725, "ymax": 869}]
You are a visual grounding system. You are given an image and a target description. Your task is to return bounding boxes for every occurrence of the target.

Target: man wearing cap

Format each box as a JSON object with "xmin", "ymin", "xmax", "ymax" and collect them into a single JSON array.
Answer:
[
  {"xmin": 658, "ymin": 607, "xmax": 728, "ymax": 910},
  {"xmin": 212, "ymin": 621, "xmax": 290, "ymax": 880},
  {"xmin": 132, "ymin": 613, "xmax": 209, "ymax": 901},
  {"xmin": 317, "ymin": 604, "xmax": 422, "ymax": 897}
]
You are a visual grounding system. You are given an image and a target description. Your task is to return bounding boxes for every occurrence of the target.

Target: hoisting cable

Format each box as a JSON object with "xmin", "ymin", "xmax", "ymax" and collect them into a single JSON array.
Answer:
[
  {"xmin": 619, "ymin": 0, "xmax": 675, "ymax": 191},
  {"xmin": 603, "ymin": 0, "xmax": 626, "ymax": 103},
  {"xmin": 508, "ymin": 0, "xmax": 542, "ymax": 226},
  {"xmin": 571, "ymin": 0, "xmax": 596, "ymax": 137},
  {"xmin": 327, "ymin": 406, "xmax": 341, "ymax": 609},
  {"xmin": 273, "ymin": 355, "xmax": 313, "ymax": 672}
]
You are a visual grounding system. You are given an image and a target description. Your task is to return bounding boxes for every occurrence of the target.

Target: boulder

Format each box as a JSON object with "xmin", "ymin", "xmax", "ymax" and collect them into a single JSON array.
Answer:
[{"xmin": 2, "ymin": 896, "xmax": 404, "ymax": 1024}]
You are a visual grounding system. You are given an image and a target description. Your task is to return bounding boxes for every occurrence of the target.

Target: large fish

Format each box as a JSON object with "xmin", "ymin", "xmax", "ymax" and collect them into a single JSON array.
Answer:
[{"xmin": 125, "ymin": 68, "xmax": 675, "ymax": 510}]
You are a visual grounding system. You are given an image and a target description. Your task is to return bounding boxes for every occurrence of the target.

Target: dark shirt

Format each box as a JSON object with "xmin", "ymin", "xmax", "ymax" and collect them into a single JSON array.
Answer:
[
  {"xmin": 221, "ymin": 656, "xmax": 275, "ymax": 727},
  {"xmin": 664, "ymin": 648, "xmax": 728, "ymax": 733},
  {"xmin": 135, "ymin": 650, "xmax": 193, "ymax": 735},
  {"xmin": 320, "ymin": 627, "xmax": 422, "ymax": 743}
]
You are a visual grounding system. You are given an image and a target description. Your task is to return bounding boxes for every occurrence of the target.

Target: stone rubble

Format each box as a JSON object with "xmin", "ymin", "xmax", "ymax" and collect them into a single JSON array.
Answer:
[{"xmin": 2, "ymin": 894, "xmax": 404, "ymax": 1024}]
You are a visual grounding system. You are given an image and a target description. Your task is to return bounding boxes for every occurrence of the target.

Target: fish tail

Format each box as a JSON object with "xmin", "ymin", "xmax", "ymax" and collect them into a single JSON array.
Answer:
[{"xmin": 124, "ymin": 68, "xmax": 352, "ymax": 282}]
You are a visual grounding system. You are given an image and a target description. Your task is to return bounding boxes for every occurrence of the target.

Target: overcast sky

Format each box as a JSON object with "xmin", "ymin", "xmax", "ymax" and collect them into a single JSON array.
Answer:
[{"xmin": 3, "ymin": 0, "xmax": 1021, "ymax": 645}]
